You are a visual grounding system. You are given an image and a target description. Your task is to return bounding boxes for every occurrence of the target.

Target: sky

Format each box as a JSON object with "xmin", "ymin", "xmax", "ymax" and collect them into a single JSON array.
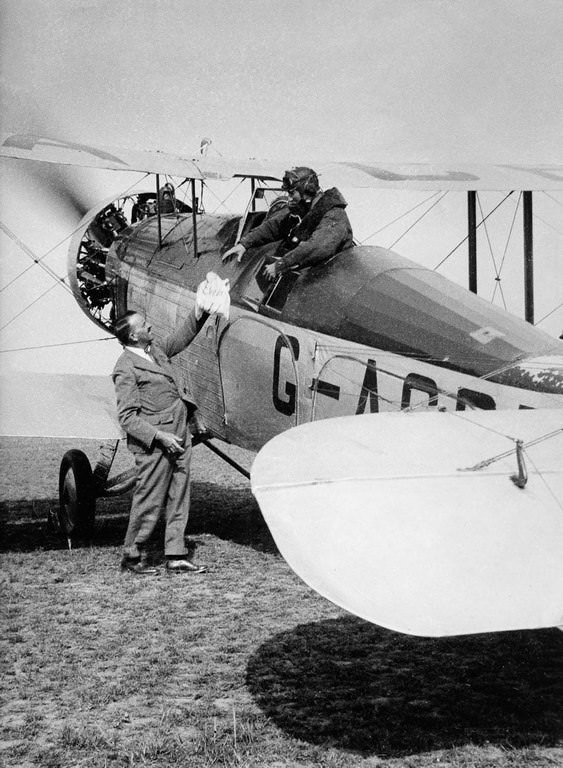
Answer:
[{"xmin": 0, "ymin": 0, "xmax": 562, "ymax": 374}]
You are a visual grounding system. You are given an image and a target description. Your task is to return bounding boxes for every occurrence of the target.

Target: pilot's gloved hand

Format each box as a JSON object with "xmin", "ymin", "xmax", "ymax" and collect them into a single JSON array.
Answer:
[
  {"xmin": 263, "ymin": 262, "xmax": 278, "ymax": 281},
  {"xmin": 222, "ymin": 243, "xmax": 247, "ymax": 263}
]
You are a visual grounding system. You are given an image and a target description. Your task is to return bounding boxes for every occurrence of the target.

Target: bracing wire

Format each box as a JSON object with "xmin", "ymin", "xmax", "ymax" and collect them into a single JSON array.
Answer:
[
  {"xmin": 166, "ymin": 174, "xmax": 205, "ymax": 261},
  {"xmin": 0, "ymin": 173, "xmax": 152, "ymax": 334},
  {"xmin": 358, "ymin": 192, "xmax": 443, "ymax": 245},
  {"xmin": 433, "ymin": 192, "xmax": 514, "ymax": 270},
  {"xmin": 0, "ymin": 280, "xmax": 63, "ymax": 332},
  {"xmin": 0, "ymin": 337, "xmax": 114, "ymax": 354},
  {"xmin": 0, "ymin": 172, "xmax": 152, "ymax": 295},
  {"xmin": 542, "ymin": 190, "xmax": 563, "ymax": 211},
  {"xmin": 0, "ymin": 221, "xmax": 75, "ymax": 300},
  {"xmin": 476, "ymin": 194, "xmax": 507, "ymax": 310},
  {"xmin": 1, "ymin": 256, "xmax": 40, "ymax": 293},
  {"xmin": 203, "ymin": 176, "xmax": 256, "ymax": 215},
  {"xmin": 490, "ymin": 192, "xmax": 521, "ymax": 305},
  {"xmin": 387, "ymin": 192, "xmax": 449, "ymax": 250},
  {"xmin": 533, "ymin": 211, "xmax": 563, "ymax": 236},
  {"xmin": 459, "ymin": 425, "xmax": 563, "ymax": 470},
  {"xmin": 536, "ymin": 301, "xmax": 563, "ymax": 326},
  {"xmin": 523, "ymin": 447, "xmax": 563, "ymax": 513},
  {"xmin": 321, "ymin": 352, "xmax": 563, "ymax": 501}
]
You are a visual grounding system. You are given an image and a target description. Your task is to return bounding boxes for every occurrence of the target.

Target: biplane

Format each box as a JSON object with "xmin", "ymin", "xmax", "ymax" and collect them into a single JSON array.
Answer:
[{"xmin": 1, "ymin": 134, "xmax": 562, "ymax": 637}]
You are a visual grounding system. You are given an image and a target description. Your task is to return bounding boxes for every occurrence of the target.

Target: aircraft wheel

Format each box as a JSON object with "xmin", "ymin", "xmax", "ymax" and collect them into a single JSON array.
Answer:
[{"xmin": 58, "ymin": 450, "xmax": 96, "ymax": 540}]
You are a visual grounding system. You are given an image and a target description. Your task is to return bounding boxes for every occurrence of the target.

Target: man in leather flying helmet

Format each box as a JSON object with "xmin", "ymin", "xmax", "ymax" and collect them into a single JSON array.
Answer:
[{"xmin": 222, "ymin": 167, "xmax": 354, "ymax": 279}]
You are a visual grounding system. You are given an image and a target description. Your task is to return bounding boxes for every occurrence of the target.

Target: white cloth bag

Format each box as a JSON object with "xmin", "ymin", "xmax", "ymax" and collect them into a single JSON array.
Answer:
[{"xmin": 195, "ymin": 272, "xmax": 231, "ymax": 320}]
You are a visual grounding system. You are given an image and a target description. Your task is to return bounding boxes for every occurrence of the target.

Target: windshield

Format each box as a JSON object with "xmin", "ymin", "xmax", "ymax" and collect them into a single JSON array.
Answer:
[{"xmin": 345, "ymin": 267, "xmax": 561, "ymax": 379}]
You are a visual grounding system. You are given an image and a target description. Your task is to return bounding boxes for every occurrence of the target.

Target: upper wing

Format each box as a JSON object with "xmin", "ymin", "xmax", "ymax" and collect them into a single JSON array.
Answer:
[
  {"xmin": 0, "ymin": 133, "xmax": 281, "ymax": 181},
  {"xmin": 251, "ymin": 408, "xmax": 563, "ymax": 637},
  {"xmin": 2, "ymin": 133, "xmax": 562, "ymax": 190},
  {"xmin": 320, "ymin": 160, "xmax": 563, "ymax": 191},
  {"xmin": 0, "ymin": 372, "xmax": 122, "ymax": 439}
]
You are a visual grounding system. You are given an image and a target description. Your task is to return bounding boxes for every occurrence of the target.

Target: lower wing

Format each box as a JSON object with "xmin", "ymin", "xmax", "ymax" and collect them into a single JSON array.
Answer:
[
  {"xmin": 0, "ymin": 372, "xmax": 122, "ymax": 439},
  {"xmin": 251, "ymin": 409, "xmax": 563, "ymax": 637}
]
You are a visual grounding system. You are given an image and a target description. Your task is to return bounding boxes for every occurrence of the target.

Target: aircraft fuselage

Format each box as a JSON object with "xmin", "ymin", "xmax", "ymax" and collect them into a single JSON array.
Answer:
[{"xmin": 90, "ymin": 210, "xmax": 563, "ymax": 451}]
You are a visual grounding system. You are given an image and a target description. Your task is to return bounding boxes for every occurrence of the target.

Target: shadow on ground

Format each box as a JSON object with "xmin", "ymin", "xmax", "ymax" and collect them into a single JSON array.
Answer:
[
  {"xmin": 0, "ymin": 481, "xmax": 276, "ymax": 554},
  {"xmin": 246, "ymin": 616, "xmax": 563, "ymax": 757}
]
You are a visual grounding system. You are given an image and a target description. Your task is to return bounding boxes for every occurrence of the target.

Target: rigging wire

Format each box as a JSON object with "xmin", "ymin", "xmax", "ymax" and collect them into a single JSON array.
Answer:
[
  {"xmin": 459, "ymin": 425, "xmax": 563, "ymax": 469},
  {"xmin": 532, "ymin": 211, "xmax": 563, "ymax": 236},
  {"xmin": 534, "ymin": 301, "xmax": 563, "ymax": 325},
  {"xmin": 313, "ymin": 340, "xmax": 562, "ymax": 369},
  {"xmin": 0, "ymin": 172, "xmax": 151, "ymax": 294},
  {"xmin": 0, "ymin": 280, "xmax": 63, "ymax": 333},
  {"xmin": 313, "ymin": 339, "xmax": 563, "ymax": 412},
  {"xmin": 171, "ymin": 174, "xmax": 195, "ymax": 260},
  {"xmin": 310, "ymin": 351, "xmax": 563, "ymax": 499},
  {"xmin": 433, "ymin": 192, "xmax": 514, "ymax": 271},
  {"xmin": 387, "ymin": 192, "xmax": 448, "ymax": 250},
  {"xmin": 523, "ymin": 447, "xmax": 563, "ymax": 514},
  {"xmin": 0, "ymin": 337, "xmax": 114, "ymax": 354},
  {"xmin": 1, "ymin": 254, "xmax": 42, "ymax": 293},
  {"xmin": 542, "ymin": 190, "xmax": 563, "ymax": 211},
  {"xmin": 536, "ymin": 301, "xmax": 563, "ymax": 326},
  {"xmin": 202, "ymin": 177, "xmax": 249, "ymax": 215},
  {"xmin": 358, "ymin": 192, "xmax": 443, "ymax": 245},
  {"xmin": 0, "ymin": 173, "xmax": 152, "ymax": 333},
  {"xmin": 474, "ymin": 194, "xmax": 507, "ymax": 310},
  {"xmin": 489, "ymin": 193, "xmax": 522, "ymax": 305},
  {"xmin": 0, "ymin": 224, "xmax": 84, "ymax": 293},
  {"xmin": 0, "ymin": 221, "xmax": 75, "ymax": 299},
  {"xmin": 317, "ymin": 352, "xmax": 563, "ymax": 498},
  {"xmin": 446, "ymin": 407, "xmax": 527, "ymax": 443}
]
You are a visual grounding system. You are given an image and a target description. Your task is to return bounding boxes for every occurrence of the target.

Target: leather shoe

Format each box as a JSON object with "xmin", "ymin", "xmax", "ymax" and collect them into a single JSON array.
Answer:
[
  {"xmin": 121, "ymin": 556, "xmax": 158, "ymax": 575},
  {"xmin": 165, "ymin": 558, "xmax": 207, "ymax": 574}
]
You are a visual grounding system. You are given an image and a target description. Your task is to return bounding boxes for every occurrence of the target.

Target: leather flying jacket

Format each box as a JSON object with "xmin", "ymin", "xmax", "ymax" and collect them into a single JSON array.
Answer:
[{"xmin": 240, "ymin": 187, "xmax": 354, "ymax": 275}]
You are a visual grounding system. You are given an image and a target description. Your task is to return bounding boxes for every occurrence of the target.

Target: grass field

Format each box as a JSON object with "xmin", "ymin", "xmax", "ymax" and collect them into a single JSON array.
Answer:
[{"xmin": 1, "ymin": 437, "xmax": 562, "ymax": 767}]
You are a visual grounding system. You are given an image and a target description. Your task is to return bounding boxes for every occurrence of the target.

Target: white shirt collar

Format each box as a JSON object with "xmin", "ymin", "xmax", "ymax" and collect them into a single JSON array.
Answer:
[{"xmin": 125, "ymin": 345, "xmax": 153, "ymax": 362}]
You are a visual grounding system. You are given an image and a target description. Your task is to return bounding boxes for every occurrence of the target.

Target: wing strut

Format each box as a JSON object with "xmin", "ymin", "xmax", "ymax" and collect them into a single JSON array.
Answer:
[
  {"xmin": 156, "ymin": 173, "xmax": 163, "ymax": 248},
  {"xmin": 202, "ymin": 439, "xmax": 250, "ymax": 479},
  {"xmin": 523, "ymin": 190, "xmax": 534, "ymax": 323},
  {"xmin": 467, "ymin": 191, "xmax": 477, "ymax": 293},
  {"xmin": 465, "ymin": 190, "xmax": 535, "ymax": 325},
  {"xmin": 191, "ymin": 179, "xmax": 199, "ymax": 258}
]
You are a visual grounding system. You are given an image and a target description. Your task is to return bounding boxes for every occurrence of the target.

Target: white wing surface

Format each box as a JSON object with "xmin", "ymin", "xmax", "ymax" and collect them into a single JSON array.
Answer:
[
  {"xmin": 2, "ymin": 134, "xmax": 563, "ymax": 190},
  {"xmin": 251, "ymin": 409, "xmax": 563, "ymax": 637},
  {"xmin": 0, "ymin": 372, "xmax": 122, "ymax": 439}
]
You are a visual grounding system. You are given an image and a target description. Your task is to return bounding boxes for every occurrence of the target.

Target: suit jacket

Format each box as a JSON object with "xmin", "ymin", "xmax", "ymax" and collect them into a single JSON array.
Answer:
[{"xmin": 112, "ymin": 310, "xmax": 205, "ymax": 454}]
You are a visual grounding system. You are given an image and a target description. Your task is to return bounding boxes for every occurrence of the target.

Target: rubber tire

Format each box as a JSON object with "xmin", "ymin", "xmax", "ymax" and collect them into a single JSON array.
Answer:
[{"xmin": 58, "ymin": 449, "xmax": 96, "ymax": 540}]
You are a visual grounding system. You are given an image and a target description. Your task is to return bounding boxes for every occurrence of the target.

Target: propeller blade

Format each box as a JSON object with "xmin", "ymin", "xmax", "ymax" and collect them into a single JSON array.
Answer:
[{"xmin": 15, "ymin": 159, "xmax": 94, "ymax": 221}]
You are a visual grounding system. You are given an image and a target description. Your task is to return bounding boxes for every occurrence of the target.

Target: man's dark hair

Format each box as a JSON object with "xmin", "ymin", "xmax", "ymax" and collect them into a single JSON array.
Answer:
[{"xmin": 114, "ymin": 311, "xmax": 139, "ymax": 345}]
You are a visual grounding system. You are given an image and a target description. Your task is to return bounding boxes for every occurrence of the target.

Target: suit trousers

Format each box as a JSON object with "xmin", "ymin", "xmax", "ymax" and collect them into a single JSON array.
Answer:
[{"xmin": 123, "ymin": 440, "xmax": 192, "ymax": 558}]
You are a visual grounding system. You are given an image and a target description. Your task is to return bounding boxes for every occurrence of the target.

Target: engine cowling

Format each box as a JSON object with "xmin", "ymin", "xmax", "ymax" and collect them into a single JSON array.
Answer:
[{"xmin": 66, "ymin": 190, "xmax": 178, "ymax": 332}]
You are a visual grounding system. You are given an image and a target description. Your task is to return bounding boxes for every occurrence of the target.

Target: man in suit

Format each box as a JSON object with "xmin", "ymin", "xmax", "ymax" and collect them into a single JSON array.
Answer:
[{"xmin": 112, "ymin": 307, "xmax": 208, "ymax": 575}]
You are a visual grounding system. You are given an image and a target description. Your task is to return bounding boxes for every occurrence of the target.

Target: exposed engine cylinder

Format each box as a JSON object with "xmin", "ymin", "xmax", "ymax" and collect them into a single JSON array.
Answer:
[
  {"xmin": 67, "ymin": 189, "xmax": 194, "ymax": 332},
  {"xmin": 67, "ymin": 193, "xmax": 151, "ymax": 332}
]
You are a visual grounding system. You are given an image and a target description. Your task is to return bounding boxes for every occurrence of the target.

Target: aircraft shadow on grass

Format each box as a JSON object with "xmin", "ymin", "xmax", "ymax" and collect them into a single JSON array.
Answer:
[
  {"xmin": 0, "ymin": 480, "xmax": 276, "ymax": 554},
  {"xmin": 246, "ymin": 616, "xmax": 563, "ymax": 757}
]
